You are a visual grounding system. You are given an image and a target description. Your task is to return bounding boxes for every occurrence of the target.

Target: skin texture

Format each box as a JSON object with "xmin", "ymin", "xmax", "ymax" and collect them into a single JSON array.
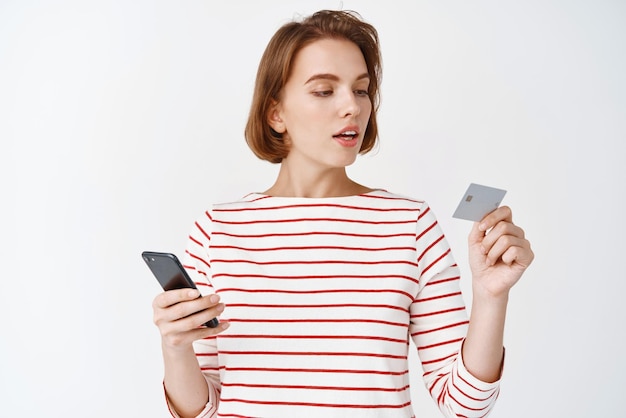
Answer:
[
  {"xmin": 151, "ymin": 38, "xmax": 534, "ymax": 416},
  {"xmin": 153, "ymin": 289, "xmax": 228, "ymax": 417},
  {"xmin": 265, "ymin": 38, "xmax": 373, "ymax": 198},
  {"xmin": 463, "ymin": 206, "xmax": 534, "ymax": 382}
]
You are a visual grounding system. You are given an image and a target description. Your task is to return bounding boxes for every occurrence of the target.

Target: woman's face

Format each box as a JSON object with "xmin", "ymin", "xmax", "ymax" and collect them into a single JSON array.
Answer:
[{"xmin": 269, "ymin": 38, "xmax": 372, "ymax": 171}]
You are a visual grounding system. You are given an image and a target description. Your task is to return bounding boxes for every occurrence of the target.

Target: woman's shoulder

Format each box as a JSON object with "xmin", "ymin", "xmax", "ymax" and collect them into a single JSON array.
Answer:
[{"xmin": 360, "ymin": 189, "xmax": 426, "ymax": 205}]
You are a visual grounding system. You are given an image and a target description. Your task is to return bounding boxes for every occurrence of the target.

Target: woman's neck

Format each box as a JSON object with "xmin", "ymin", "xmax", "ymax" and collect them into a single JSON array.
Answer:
[{"xmin": 262, "ymin": 164, "xmax": 371, "ymax": 198}]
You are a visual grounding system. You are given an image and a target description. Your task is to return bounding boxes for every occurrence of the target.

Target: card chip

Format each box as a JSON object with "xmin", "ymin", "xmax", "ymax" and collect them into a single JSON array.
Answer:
[{"xmin": 465, "ymin": 195, "xmax": 473, "ymax": 202}]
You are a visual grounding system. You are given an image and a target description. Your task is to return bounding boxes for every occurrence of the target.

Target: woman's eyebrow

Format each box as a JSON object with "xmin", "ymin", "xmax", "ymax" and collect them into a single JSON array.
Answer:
[{"xmin": 304, "ymin": 72, "xmax": 370, "ymax": 84}]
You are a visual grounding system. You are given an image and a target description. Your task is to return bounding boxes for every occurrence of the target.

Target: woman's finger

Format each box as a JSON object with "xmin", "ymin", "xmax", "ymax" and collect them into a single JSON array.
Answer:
[
  {"xmin": 484, "ymin": 235, "xmax": 528, "ymax": 266},
  {"xmin": 154, "ymin": 294, "xmax": 221, "ymax": 324},
  {"xmin": 478, "ymin": 205, "xmax": 513, "ymax": 232},
  {"xmin": 153, "ymin": 288, "xmax": 201, "ymax": 309},
  {"xmin": 480, "ymin": 221, "xmax": 525, "ymax": 254}
]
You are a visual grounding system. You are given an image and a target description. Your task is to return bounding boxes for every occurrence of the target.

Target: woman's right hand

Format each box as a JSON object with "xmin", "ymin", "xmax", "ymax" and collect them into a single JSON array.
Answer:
[{"xmin": 152, "ymin": 289, "xmax": 228, "ymax": 350}]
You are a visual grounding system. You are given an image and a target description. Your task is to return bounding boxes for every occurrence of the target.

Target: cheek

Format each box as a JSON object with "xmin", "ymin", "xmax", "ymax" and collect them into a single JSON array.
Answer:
[
  {"xmin": 287, "ymin": 97, "xmax": 325, "ymax": 119},
  {"xmin": 361, "ymin": 100, "xmax": 373, "ymax": 120},
  {"xmin": 360, "ymin": 95, "xmax": 373, "ymax": 111}
]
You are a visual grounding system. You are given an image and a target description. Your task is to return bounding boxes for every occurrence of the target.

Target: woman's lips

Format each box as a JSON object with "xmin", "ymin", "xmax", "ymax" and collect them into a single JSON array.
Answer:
[{"xmin": 333, "ymin": 132, "xmax": 359, "ymax": 147}]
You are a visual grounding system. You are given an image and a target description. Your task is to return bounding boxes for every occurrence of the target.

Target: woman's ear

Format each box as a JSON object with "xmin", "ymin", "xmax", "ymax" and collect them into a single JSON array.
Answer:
[{"xmin": 267, "ymin": 101, "xmax": 286, "ymax": 134}]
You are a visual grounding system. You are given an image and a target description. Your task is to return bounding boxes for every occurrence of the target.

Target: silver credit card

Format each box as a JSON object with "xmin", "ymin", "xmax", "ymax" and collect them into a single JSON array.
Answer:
[{"xmin": 452, "ymin": 183, "xmax": 507, "ymax": 221}]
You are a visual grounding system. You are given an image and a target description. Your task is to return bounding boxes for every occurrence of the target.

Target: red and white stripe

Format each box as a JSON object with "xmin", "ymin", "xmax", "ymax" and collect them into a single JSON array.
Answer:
[{"xmin": 169, "ymin": 190, "xmax": 500, "ymax": 418}]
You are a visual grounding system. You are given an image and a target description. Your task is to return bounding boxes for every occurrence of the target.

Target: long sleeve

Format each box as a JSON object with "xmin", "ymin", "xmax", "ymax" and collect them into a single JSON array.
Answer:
[
  {"xmin": 410, "ymin": 202, "xmax": 500, "ymax": 417},
  {"xmin": 164, "ymin": 209, "xmax": 221, "ymax": 418}
]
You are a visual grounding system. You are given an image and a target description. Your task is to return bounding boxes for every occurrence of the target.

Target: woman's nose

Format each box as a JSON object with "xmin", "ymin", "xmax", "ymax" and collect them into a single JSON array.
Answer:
[{"xmin": 339, "ymin": 89, "xmax": 360, "ymax": 118}]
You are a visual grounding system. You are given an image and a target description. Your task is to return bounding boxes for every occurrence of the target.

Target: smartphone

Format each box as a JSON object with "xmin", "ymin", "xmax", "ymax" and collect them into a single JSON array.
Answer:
[{"xmin": 142, "ymin": 251, "xmax": 219, "ymax": 328}]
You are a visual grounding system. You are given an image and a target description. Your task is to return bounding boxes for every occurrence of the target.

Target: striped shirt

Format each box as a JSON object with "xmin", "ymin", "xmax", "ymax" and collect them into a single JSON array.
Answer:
[{"xmin": 174, "ymin": 190, "xmax": 500, "ymax": 418}]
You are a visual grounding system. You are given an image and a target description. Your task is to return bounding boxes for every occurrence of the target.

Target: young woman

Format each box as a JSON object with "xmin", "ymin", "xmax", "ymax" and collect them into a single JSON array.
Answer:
[{"xmin": 152, "ymin": 10, "xmax": 534, "ymax": 418}]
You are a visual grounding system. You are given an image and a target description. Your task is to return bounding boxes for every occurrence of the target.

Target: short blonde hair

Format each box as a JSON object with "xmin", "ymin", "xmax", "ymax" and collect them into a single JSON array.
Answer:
[{"xmin": 245, "ymin": 10, "xmax": 382, "ymax": 164}]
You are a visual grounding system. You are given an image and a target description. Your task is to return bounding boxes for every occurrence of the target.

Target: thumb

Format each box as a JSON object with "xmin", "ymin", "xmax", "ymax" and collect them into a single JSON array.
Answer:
[{"xmin": 468, "ymin": 221, "xmax": 485, "ymax": 246}]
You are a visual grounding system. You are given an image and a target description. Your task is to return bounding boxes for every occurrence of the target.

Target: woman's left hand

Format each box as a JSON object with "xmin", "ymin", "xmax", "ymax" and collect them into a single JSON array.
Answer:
[{"xmin": 468, "ymin": 206, "xmax": 534, "ymax": 298}]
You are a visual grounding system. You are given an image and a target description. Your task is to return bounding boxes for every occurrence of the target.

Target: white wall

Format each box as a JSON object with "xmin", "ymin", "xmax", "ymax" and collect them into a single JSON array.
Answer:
[{"xmin": 1, "ymin": 1, "xmax": 624, "ymax": 416}]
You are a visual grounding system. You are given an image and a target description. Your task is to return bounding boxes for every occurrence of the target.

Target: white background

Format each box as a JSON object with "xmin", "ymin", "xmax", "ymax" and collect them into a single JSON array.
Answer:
[{"xmin": 1, "ymin": 1, "xmax": 625, "ymax": 417}]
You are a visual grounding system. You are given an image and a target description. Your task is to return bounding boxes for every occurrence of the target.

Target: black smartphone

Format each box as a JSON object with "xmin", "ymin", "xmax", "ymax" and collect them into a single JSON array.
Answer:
[{"xmin": 142, "ymin": 251, "xmax": 219, "ymax": 328}]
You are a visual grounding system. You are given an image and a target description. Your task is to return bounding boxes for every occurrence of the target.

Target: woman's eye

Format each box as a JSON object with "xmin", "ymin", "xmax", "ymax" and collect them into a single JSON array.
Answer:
[
  {"xmin": 313, "ymin": 90, "xmax": 333, "ymax": 97},
  {"xmin": 355, "ymin": 89, "xmax": 369, "ymax": 97}
]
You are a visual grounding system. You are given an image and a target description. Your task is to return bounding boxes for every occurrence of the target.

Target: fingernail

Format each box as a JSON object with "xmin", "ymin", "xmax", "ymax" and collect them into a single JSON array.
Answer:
[
  {"xmin": 209, "ymin": 294, "xmax": 219, "ymax": 303},
  {"xmin": 221, "ymin": 322, "xmax": 230, "ymax": 330},
  {"xmin": 479, "ymin": 223, "xmax": 487, "ymax": 231},
  {"xmin": 188, "ymin": 289, "xmax": 199, "ymax": 298}
]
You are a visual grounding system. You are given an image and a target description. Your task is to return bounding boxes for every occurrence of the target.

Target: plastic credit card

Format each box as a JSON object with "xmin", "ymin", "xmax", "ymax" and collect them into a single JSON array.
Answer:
[{"xmin": 452, "ymin": 183, "xmax": 507, "ymax": 221}]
